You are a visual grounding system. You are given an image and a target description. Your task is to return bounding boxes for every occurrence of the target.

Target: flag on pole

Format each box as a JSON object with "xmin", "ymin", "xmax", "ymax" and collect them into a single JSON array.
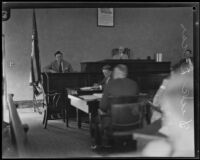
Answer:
[{"xmin": 29, "ymin": 9, "xmax": 41, "ymax": 96}]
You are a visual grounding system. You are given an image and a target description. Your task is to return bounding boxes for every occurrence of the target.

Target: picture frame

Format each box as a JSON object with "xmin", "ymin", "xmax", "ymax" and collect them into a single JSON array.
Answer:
[{"xmin": 97, "ymin": 8, "xmax": 114, "ymax": 27}]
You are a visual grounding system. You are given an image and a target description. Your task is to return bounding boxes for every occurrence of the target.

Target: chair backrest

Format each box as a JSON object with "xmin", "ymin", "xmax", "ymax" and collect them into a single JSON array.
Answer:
[
  {"xmin": 45, "ymin": 91, "xmax": 68, "ymax": 111},
  {"xmin": 108, "ymin": 96, "xmax": 143, "ymax": 131},
  {"xmin": 41, "ymin": 73, "xmax": 70, "ymax": 111}
]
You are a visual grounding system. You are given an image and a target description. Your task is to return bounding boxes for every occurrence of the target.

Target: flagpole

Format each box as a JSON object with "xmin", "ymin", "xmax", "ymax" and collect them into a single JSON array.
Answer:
[
  {"xmin": 33, "ymin": 86, "xmax": 36, "ymax": 112},
  {"xmin": 30, "ymin": 9, "xmax": 41, "ymax": 113}
]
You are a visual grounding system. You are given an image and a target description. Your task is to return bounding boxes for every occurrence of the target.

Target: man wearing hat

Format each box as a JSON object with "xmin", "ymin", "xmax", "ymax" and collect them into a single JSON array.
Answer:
[
  {"xmin": 43, "ymin": 51, "xmax": 73, "ymax": 73},
  {"xmin": 91, "ymin": 64, "xmax": 140, "ymax": 149},
  {"xmin": 94, "ymin": 65, "xmax": 112, "ymax": 90}
]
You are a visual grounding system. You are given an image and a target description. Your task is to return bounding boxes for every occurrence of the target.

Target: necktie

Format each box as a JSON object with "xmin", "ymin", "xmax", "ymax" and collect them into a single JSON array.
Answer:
[
  {"xmin": 106, "ymin": 77, "xmax": 110, "ymax": 84},
  {"xmin": 59, "ymin": 62, "xmax": 62, "ymax": 73}
]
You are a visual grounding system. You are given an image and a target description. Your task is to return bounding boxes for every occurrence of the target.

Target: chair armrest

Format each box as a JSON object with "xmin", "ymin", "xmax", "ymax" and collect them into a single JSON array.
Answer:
[
  {"xmin": 46, "ymin": 92, "xmax": 59, "ymax": 96},
  {"xmin": 98, "ymin": 109, "xmax": 109, "ymax": 117},
  {"xmin": 146, "ymin": 100, "xmax": 163, "ymax": 114}
]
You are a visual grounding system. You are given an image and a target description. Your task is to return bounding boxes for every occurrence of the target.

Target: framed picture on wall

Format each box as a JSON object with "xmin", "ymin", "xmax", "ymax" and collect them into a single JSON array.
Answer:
[{"xmin": 97, "ymin": 8, "xmax": 114, "ymax": 27}]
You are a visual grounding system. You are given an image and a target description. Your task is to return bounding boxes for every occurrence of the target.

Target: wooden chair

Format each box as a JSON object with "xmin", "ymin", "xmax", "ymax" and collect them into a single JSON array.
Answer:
[
  {"xmin": 98, "ymin": 96, "xmax": 144, "ymax": 147},
  {"xmin": 42, "ymin": 90, "xmax": 70, "ymax": 129}
]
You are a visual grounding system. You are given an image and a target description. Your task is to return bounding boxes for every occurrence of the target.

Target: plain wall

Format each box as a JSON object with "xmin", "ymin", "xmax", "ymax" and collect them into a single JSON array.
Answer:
[{"xmin": 2, "ymin": 8, "xmax": 193, "ymax": 100}]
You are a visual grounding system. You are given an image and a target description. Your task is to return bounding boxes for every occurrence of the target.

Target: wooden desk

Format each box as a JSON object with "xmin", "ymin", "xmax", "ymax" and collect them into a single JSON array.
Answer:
[
  {"xmin": 42, "ymin": 60, "xmax": 170, "ymax": 94},
  {"xmin": 68, "ymin": 92, "xmax": 152, "ymax": 137},
  {"xmin": 68, "ymin": 94, "xmax": 100, "ymax": 137}
]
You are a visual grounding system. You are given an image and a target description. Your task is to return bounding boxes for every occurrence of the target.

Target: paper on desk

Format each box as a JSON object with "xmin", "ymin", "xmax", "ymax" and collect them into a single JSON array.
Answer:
[
  {"xmin": 93, "ymin": 93, "xmax": 103, "ymax": 98},
  {"xmin": 80, "ymin": 86, "xmax": 93, "ymax": 91},
  {"xmin": 79, "ymin": 95, "xmax": 99, "ymax": 101}
]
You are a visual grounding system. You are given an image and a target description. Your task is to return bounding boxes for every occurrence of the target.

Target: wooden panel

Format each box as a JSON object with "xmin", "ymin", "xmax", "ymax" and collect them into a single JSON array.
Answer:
[
  {"xmin": 81, "ymin": 60, "xmax": 171, "ymax": 73},
  {"xmin": 42, "ymin": 60, "xmax": 170, "ymax": 100}
]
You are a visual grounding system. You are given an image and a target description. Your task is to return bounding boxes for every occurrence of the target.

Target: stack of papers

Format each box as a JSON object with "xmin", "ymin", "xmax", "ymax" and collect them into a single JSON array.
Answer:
[
  {"xmin": 79, "ymin": 93, "xmax": 103, "ymax": 101},
  {"xmin": 80, "ymin": 86, "xmax": 93, "ymax": 91},
  {"xmin": 79, "ymin": 95, "xmax": 99, "ymax": 101},
  {"xmin": 93, "ymin": 93, "xmax": 103, "ymax": 98}
]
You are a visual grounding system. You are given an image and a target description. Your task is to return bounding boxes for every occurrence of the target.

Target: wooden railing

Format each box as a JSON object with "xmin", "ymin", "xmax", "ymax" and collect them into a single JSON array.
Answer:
[{"xmin": 7, "ymin": 94, "xmax": 28, "ymax": 157}]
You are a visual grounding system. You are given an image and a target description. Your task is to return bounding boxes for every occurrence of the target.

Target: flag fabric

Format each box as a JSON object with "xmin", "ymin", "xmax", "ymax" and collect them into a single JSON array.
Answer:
[{"xmin": 29, "ymin": 9, "xmax": 41, "ymax": 96}]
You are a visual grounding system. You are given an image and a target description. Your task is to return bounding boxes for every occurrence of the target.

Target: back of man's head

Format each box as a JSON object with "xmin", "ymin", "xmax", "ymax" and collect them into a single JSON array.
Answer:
[{"xmin": 113, "ymin": 64, "xmax": 128, "ymax": 79}]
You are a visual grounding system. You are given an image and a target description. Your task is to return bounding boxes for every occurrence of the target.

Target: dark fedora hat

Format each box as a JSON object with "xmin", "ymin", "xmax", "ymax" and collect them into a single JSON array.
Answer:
[{"xmin": 102, "ymin": 65, "xmax": 111, "ymax": 70}]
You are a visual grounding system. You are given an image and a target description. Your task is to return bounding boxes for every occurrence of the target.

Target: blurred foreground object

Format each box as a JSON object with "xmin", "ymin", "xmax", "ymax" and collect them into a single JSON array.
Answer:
[{"xmin": 142, "ymin": 68, "xmax": 194, "ymax": 157}]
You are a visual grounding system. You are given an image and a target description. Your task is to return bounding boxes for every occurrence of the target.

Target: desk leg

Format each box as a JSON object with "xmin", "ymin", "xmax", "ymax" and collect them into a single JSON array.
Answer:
[
  {"xmin": 76, "ymin": 108, "xmax": 81, "ymax": 128},
  {"xmin": 88, "ymin": 101, "xmax": 98, "ymax": 138},
  {"xmin": 145, "ymin": 103, "xmax": 152, "ymax": 125},
  {"xmin": 89, "ymin": 113, "xmax": 93, "ymax": 137}
]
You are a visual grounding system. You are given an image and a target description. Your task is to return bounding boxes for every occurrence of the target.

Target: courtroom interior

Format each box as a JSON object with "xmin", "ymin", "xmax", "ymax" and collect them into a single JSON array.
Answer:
[{"xmin": 2, "ymin": 2, "xmax": 199, "ymax": 158}]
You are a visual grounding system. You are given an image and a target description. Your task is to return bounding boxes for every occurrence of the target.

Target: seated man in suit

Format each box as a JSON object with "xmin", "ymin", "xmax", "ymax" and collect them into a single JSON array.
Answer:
[
  {"xmin": 91, "ymin": 64, "xmax": 139, "ymax": 149},
  {"xmin": 172, "ymin": 49, "xmax": 193, "ymax": 73},
  {"xmin": 43, "ymin": 51, "xmax": 73, "ymax": 73},
  {"xmin": 94, "ymin": 65, "xmax": 112, "ymax": 90},
  {"xmin": 151, "ymin": 54, "xmax": 193, "ymax": 124}
]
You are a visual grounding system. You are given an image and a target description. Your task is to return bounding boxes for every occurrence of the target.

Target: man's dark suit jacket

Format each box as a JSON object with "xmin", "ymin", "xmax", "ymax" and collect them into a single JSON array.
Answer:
[
  {"xmin": 99, "ymin": 78, "xmax": 139, "ymax": 129},
  {"xmin": 43, "ymin": 60, "xmax": 73, "ymax": 73},
  {"xmin": 100, "ymin": 78, "xmax": 139, "ymax": 112},
  {"xmin": 99, "ymin": 76, "xmax": 111, "ymax": 90}
]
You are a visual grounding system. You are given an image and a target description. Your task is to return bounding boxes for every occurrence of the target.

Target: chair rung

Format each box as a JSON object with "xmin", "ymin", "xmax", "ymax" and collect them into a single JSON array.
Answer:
[
  {"xmin": 112, "ymin": 130, "xmax": 135, "ymax": 136},
  {"xmin": 112, "ymin": 120, "xmax": 141, "ymax": 127}
]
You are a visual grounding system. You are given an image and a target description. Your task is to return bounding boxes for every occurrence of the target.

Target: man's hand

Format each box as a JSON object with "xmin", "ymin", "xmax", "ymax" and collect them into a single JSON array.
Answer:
[{"xmin": 49, "ymin": 69, "xmax": 56, "ymax": 73}]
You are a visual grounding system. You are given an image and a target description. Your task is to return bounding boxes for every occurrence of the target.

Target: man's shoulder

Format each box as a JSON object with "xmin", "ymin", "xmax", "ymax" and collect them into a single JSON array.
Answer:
[
  {"xmin": 108, "ymin": 78, "xmax": 137, "ymax": 87},
  {"xmin": 50, "ymin": 60, "xmax": 57, "ymax": 65},
  {"xmin": 62, "ymin": 60, "xmax": 71, "ymax": 65},
  {"xmin": 124, "ymin": 78, "xmax": 137, "ymax": 85}
]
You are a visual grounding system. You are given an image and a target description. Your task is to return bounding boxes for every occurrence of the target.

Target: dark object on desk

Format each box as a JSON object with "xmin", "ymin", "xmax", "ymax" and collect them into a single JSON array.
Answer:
[
  {"xmin": 111, "ymin": 48, "xmax": 130, "ymax": 59},
  {"xmin": 42, "ymin": 90, "xmax": 70, "ymax": 129},
  {"xmin": 147, "ymin": 56, "xmax": 151, "ymax": 60},
  {"xmin": 96, "ymin": 96, "xmax": 144, "ymax": 148},
  {"xmin": 77, "ymin": 88, "xmax": 102, "ymax": 96}
]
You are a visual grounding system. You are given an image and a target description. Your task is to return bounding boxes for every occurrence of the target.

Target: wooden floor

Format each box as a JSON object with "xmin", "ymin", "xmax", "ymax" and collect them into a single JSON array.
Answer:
[{"xmin": 3, "ymin": 107, "xmax": 153, "ymax": 158}]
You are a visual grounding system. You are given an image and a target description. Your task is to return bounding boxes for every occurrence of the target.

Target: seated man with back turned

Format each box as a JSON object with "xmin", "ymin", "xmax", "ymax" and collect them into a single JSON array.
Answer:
[
  {"xmin": 43, "ymin": 51, "xmax": 73, "ymax": 73},
  {"xmin": 100, "ymin": 64, "xmax": 139, "ymax": 112},
  {"xmin": 92, "ymin": 64, "xmax": 140, "ymax": 149}
]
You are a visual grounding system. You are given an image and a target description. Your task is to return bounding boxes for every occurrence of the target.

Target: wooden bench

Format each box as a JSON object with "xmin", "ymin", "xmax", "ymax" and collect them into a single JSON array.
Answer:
[{"xmin": 7, "ymin": 94, "xmax": 29, "ymax": 157}]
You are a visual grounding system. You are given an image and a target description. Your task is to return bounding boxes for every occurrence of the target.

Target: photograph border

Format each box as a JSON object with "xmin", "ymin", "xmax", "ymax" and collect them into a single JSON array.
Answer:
[{"xmin": 2, "ymin": 2, "xmax": 199, "ymax": 158}]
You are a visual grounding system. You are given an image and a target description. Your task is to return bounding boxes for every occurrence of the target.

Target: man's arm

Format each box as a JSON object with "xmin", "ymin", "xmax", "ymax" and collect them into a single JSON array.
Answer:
[
  {"xmin": 68, "ymin": 63, "xmax": 73, "ymax": 72},
  {"xmin": 153, "ymin": 79, "xmax": 168, "ymax": 106},
  {"xmin": 99, "ymin": 83, "xmax": 110, "ymax": 112},
  {"xmin": 63, "ymin": 61, "xmax": 73, "ymax": 72},
  {"xmin": 43, "ymin": 62, "xmax": 56, "ymax": 73}
]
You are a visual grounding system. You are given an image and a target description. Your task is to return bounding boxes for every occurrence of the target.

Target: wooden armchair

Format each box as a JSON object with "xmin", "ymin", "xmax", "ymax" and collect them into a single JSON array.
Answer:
[
  {"xmin": 98, "ymin": 96, "xmax": 144, "ymax": 146},
  {"xmin": 42, "ymin": 90, "xmax": 70, "ymax": 129}
]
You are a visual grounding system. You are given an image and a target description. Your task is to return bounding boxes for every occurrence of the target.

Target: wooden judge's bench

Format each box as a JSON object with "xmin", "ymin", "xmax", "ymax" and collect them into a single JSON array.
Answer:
[{"xmin": 42, "ymin": 59, "xmax": 171, "ymax": 95}]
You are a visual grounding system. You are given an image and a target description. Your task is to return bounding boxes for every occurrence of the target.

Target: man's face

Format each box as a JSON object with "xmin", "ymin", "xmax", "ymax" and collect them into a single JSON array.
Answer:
[
  {"xmin": 55, "ymin": 54, "xmax": 63, "ymax": 63},
  {"xmin": 102, "ymin": 69, "xmax": 111, "ymax": 78},
  {"xmin": 119, "ymin": 48, "xmax": 124, "ymax": 54},
  {"xmin": 185, "ymin": 50, "xmax": 192, "ymax": 58}
]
